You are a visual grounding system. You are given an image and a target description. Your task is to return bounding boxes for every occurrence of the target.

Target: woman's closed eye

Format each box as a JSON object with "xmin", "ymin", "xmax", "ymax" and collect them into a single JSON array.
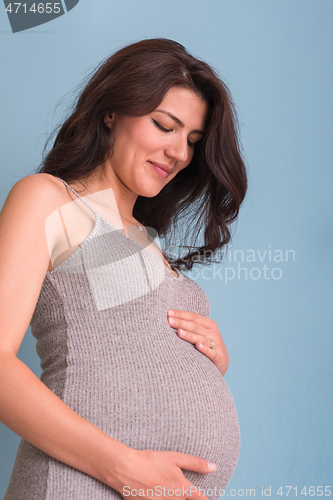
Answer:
[
  {"xmin": 152, "ymin": 119, "xmax": 195, "ymax": 147},
  {"xmin": 152, "ymin": 119, "xmax": 172, "ymax": 133}
]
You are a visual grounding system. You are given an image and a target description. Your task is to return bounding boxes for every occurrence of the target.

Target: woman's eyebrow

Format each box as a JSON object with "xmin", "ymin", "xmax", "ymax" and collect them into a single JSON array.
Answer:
[{"xmin": 154, "ymin": 109, "xmax": 204, "ymax": 135}]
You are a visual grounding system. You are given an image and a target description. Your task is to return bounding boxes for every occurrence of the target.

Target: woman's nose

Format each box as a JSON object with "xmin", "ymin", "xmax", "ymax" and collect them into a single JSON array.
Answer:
[{"xmin": 165, "ymin": 134, "xmax": 189, "ymax": 163}]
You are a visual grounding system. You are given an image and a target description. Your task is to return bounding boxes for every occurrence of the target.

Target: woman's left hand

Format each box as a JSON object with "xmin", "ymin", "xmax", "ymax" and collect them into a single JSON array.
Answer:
[{"xmin": 167, "ymin": 309, "xmax": 229, "ymax": 376}]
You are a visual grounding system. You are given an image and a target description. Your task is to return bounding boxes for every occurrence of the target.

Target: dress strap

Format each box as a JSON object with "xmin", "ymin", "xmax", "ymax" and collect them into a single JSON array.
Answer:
[{"xmin": 55, "ymin": 176, "xmax": 99, "ymax": 218}]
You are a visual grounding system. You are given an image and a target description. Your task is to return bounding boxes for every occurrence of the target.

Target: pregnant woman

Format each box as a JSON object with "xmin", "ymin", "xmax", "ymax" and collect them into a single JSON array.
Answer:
[{"xmin": 0, "ymin": 38, "xmax": 247, "ymax": 500}]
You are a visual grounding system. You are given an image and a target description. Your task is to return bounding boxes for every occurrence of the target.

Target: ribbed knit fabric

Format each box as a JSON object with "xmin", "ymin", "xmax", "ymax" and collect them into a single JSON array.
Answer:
[{"xmin": 4, "ymin": 178, "xmax": 240, "ymax": 500}]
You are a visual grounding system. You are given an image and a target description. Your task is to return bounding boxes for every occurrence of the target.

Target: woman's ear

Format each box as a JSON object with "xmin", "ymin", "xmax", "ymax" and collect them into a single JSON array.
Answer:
[{"xmin": 104, "ymin": 113, "xmax": 115, "ymax": 130}]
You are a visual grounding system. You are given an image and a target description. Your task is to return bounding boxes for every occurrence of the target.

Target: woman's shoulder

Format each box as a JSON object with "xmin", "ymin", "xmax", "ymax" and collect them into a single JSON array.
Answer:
[
  {"xmin": 10, "ymin": 172, "xmax": 63, "ymax": 198},
  {"xmin": 4, "ymin": 173, "xmax": 66, "ymax": 215},
  {"xmin": 0, "ymin": 173, "xmax": 72, "ymax": 239}
]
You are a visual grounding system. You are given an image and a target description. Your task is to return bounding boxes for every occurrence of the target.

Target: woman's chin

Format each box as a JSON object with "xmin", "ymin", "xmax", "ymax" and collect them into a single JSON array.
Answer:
[{"xmin": 134, "ymin": 181, "xmax": 166, "ymax": 198}]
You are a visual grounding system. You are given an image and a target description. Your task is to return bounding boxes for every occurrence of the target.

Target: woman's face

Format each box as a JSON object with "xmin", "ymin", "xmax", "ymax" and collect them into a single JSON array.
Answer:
[{"xmin": 104, "ymin": 86, "xmax": 209, "ymax": 199}]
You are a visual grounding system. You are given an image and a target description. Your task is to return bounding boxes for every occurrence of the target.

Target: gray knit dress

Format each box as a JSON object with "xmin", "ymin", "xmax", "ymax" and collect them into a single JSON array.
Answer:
[{"xmin": 4, "ymin": 178, "xmax": 240, "ymax": 500}]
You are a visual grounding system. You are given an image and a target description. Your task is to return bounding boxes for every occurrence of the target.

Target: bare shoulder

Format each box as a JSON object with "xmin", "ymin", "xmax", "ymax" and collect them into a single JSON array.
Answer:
[
  {"xmin": 3, "ymin": 173, "xmax": 63, "ymax": 207},
  {"xmin": 0, "ymin": 174, "xmax": 69, "ymax": 353},
  {"xmin": 0, "ymin": 173, "xmax": 70, "ymax": 225},
  {"xmin": 0, "ymin": 173, "xmax": 71, "ymax": 254}
]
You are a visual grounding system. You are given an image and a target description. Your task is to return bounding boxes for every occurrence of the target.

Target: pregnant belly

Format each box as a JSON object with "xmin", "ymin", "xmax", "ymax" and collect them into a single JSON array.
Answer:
[{"xmin": 61, "ymin": 328, "xmax": 241, "ymax": 499}]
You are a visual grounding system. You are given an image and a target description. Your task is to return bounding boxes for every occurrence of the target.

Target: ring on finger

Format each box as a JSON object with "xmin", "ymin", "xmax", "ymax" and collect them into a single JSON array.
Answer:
[{"xmin": 209, "ymin": 339, "xmax": 216, "ymax": 350}]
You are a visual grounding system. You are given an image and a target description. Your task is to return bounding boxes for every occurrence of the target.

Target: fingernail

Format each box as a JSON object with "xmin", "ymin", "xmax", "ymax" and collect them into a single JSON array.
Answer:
[
  {"xmin": 168, "ymin": 317, "xmax": 175, "ymax": 325},
  {"xmin": 198, "ymin": 343, "xmax": 203, "ymax": 348},
  {"xmin": 178, "ymin": 329, "xmax": 186, "ymax": 336},
  {"xmin": 207, "ymin": 462, "xmax": 216, "ymax": 471},
  {"xmin": 167, "ymin": 309, "xmax": 174, "ymax": 316}
]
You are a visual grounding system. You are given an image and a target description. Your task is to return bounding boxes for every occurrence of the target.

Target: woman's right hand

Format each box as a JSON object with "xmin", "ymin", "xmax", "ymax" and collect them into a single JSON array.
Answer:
[{"xmin": 106, "ymin": 448, "xmax": 215, "ymax": 500}]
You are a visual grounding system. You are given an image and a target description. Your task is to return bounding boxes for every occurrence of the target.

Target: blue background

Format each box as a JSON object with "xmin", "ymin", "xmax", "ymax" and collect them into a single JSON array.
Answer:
[{"xmin": 0, "ymin": 1, "xmax": 332, "ymax": 498}]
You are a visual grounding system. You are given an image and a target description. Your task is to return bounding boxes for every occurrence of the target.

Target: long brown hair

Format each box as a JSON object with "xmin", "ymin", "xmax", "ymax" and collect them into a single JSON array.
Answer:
[{"xmin": 36, "ymin": 38, "xmax": 248, "ymax": 271}]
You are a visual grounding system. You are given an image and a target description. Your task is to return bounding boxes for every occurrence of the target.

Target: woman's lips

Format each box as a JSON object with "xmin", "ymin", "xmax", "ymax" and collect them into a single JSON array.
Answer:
[{"xmin": 148, "ymin": 161, "xmax": 170, "ymax": 179}]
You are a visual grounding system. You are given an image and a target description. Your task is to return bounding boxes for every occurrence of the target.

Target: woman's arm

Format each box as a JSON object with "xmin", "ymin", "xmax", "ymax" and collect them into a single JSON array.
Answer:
[
  {"xmin": 0, "ymin": 351, "xmax": 131, "ymax": 484},
  {"xmin": 0, "ymin": 174, "xmax": 129, "ymax": 485},
  {"xmin": 0, "ymin": 174, "xmax": 214, "ymax": 499}
]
